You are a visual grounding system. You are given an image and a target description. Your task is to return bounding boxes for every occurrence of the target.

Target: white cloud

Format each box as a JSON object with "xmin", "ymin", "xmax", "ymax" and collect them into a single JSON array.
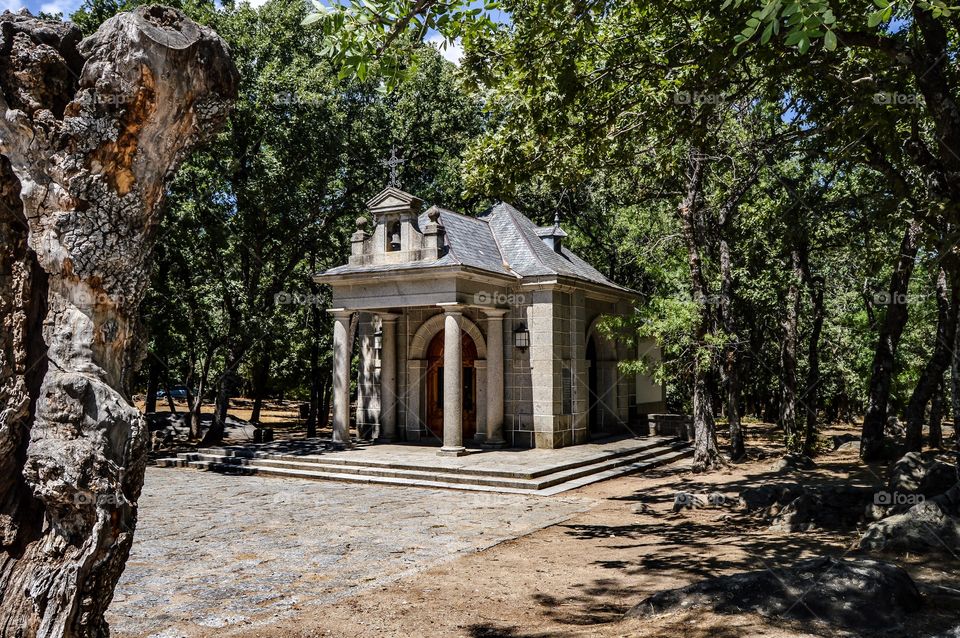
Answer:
[
  {"xmin": 1, "ymin": 0, "xmax": 28, "ymax": 12},
  {"xmin": 427, "ymin": 35, "xmax": 464, "ymax": 66},
  {"xmin": 40, "ymin": 0, "xmax": 72, "ymax": 15}
]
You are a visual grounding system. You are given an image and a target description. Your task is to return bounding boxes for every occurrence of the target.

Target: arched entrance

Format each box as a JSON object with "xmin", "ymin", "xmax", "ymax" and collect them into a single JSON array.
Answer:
[
  {"xmin": 425, "ymin": 330, "xmax": 478, "ymax": 441},
  {"xmin": 586, "ymin": 317, "xmax": 619, "ymax": 436}
]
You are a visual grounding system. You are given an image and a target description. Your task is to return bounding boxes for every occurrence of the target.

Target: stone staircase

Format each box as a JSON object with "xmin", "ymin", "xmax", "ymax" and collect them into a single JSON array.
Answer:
[{"xmin": 157, "ymin": 436, "xmax": 692, "ymax": 495}]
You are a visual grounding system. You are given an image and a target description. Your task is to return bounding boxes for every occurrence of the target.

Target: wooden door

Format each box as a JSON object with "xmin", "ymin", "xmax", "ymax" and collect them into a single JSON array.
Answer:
[{"xmin": 425, "ymin": 330, "xmax": 478, "ymax": 440}]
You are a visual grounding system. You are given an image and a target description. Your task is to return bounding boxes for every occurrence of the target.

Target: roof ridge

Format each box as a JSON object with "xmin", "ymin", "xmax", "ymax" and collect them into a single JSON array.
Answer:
[
  {"xmin": 483, "ymin": 204, "xmax": 520, "ymax": 278},
  {"xmin": 435, "ymin": 210, "xmax": 465, "ymax": 266},
  {"xmin": 500, "ymin": 203, "xmax": 559, "ymax": 276}
]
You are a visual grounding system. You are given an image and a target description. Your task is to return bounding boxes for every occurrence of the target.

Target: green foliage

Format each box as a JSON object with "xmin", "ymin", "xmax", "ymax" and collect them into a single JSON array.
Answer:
[
  {"xmin": 301, "ymin": 0, "xmax": 501, "ymax": 89},
  {"xmin": 74, "ymin": 0, "xmax": 960, "ymax": 442},
  {"xmin": 724, "ymin": 0, "xmax": 956, "ymax": 53},
  {"xmin": 73, "ymin": 0, "xmax": 483, "ymax": 402}
]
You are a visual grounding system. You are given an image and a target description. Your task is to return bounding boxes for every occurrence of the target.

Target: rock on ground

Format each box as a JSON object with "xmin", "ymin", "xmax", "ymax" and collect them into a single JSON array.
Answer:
[
  {"xmin": 832, "ymin": 433, "xmax": 860, "ymax": 451},
  {"xmin": 888, "ymin": 452, "xmax": 958, "ymax": 501},
  {"xmin": 740, "ymin": 483, "xmax": 872, "ymax": 532},
  {"xmin": 860, "ymin": 485, "xmax": 960, "ymax": 554},
  {"xmin": 627, "ymin": 556, "xmax": 923, "ymax": 632},
  {"xmin": 770, "ymin": 452, "xmax": 817, "ymax": 472}
]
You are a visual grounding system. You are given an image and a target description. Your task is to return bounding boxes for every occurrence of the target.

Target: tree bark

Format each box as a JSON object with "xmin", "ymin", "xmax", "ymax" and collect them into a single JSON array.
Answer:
[
  {"xmin": 929, "ymin": 378, "xmax": 945, "ymax": 449},
  {"xmin": 161, "ymin": 372, "xmax": 177, "ymax": 414},
  {"xmin": 952, "ymin": 320, "xmax": 960, "ymax": 451},
  {"xmin": 0, "ymin": 8, "xmax": 236, "ymax": 636},
  {"xmin": 188, "ymin": 347, "xmax": 214, "ymax": 440},
  {"xmin": 780, "ymin": 248, "xmax": 802, "ymax": 450},
  {"xmin": 249, "ymin": 355, "xmax": 271, "ymax": 425},
  {"xmin": 803, "ymin": 272, "xmax": 825, "ymax": 456},
  {"xmin": 144, "ymin": 358, "xmax": 160, "ymax": 414},
  {"xmin": 861, "ymin": 218, "xmax": 923, "ymax": 460},
  {"xmin": 306, "ymin": 253, "xmax": 321, "ymax": 438},
  {"xmin": 905, "ymin": 265, "xmax": 960, "ymax": 451},
  {"xmin": 319, "ymin": 373, "xmax": 333, "ymax": 432},
  {"xmin": 202, "ymin": 362, "xmax": 240, "ymax": 446},
  {"xmin": 719, "ymin": 236, "xmax": 745, "ymax": 460},
  {"xmin": 678, "ymin": 146, "xmax": 723, "ymax": 472}
]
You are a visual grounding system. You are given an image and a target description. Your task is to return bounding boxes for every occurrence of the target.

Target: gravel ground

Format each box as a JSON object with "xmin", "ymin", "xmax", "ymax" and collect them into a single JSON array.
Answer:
[{"xmin": 107, "ymin": 467, "xmax": 593, "ymax": 637}]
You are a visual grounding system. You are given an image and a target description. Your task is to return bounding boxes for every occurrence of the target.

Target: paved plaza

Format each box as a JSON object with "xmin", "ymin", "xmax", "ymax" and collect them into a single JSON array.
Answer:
[{"xmin": 107, "ymin": 466, "xmax": 593, "ymax": 637}]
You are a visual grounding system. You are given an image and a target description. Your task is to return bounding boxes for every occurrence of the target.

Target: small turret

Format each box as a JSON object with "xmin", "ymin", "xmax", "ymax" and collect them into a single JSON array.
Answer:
[{"xmin": 537, "ymin": 212, "xmax": 568, "ymax": 254}]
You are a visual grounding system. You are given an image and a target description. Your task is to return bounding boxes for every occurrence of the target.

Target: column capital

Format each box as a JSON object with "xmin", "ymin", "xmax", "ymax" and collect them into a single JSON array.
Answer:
[
  {"xmin": 377, "ymin": 312, "xmax": 402, "ymax": 322},
  {"xmin": 437, "ymin": 302, "xmax": 467, "ymax": 316},
  {"xmin": 327, "ymin": 308, "xmax": 354, "ymax": 320},
  {"xmin": 483, "ymin": 308, "xmax": 509, "ymax": 319}
]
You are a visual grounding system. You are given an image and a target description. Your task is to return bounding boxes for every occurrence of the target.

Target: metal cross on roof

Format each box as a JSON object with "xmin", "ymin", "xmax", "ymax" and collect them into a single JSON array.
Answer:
[{"xmin": 382, "ymin": 147, "xmax": 406, "ymax": 188}]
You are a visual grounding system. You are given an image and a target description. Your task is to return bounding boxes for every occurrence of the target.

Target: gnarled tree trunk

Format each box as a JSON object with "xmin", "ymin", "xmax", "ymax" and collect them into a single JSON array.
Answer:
[{"xmin": 0, "ymin": 8, "xmax": 236, "ymax": 637}]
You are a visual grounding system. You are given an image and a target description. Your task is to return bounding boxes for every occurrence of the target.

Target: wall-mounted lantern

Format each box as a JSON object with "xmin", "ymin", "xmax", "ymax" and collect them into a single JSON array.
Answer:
[{"xmin": 514, "ymin": 323, "xmax": 530, "ymax": 350}]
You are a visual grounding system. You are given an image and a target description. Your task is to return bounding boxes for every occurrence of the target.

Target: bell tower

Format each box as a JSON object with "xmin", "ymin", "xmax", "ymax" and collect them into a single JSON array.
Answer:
[{"xmin": 349, "ymin": 186, "xmax": 425, "ymax": 266}]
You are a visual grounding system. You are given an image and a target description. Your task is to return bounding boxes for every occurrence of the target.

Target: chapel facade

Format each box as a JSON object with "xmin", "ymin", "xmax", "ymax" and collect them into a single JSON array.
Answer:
[{"xmin": 315, "ymin": 186, "xmax": 664, "ymax": 455}]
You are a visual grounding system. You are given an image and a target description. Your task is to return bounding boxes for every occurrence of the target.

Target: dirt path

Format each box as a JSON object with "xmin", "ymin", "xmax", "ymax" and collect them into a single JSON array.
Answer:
[{"xmin": 227, "ymin": 423, "xmax": 960, "ymax": 638}]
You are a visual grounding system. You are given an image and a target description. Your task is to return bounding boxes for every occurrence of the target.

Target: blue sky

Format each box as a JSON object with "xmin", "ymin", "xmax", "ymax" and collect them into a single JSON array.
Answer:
[{"xmin": 6, "ymin": 0, "xmax": 82, "ymax": 16}]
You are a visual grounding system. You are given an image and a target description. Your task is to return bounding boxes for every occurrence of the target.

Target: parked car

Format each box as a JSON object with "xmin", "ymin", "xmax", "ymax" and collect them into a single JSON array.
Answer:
[{"xmin": 156, "ymin": 386, "xmax": 189, "ymax": 400}]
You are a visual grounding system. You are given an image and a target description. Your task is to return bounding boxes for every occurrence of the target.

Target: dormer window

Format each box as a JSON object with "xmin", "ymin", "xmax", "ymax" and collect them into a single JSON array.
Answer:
[{"xmin": 388, "ymin": 220, "xmax": 402, "ymax": 252}]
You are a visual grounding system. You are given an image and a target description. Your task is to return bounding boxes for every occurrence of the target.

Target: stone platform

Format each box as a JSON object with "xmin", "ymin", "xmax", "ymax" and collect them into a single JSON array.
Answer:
[{"xmin": 157, "ymin": 435, "xmax": 691, "ymax": 495}]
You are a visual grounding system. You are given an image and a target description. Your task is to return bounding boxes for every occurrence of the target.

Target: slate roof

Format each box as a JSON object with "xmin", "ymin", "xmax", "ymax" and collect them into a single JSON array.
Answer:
[{"xmin": 322, "ymin": 202, "xmax": 632, "ymax": 295}]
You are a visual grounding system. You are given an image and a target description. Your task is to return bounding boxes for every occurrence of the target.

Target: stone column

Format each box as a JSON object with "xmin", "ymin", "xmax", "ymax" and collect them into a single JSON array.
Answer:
[
  {"xmin": 406, "ymin": 359, "xmax": 425, "ymax": 440},
  {"xmin": 484, "ymin": 309, "xmax": 508, "ymax": 447},
  {"xmin": 330, "ymin": 309, "xmax": 354, "ymax": 448},
  {"xmin": 377, "ymin": 313, "xmax": 400, "ymax": 442},
  {"xmin": 439, "ymin": 307, "xmax": 467, "ymax": 456}
]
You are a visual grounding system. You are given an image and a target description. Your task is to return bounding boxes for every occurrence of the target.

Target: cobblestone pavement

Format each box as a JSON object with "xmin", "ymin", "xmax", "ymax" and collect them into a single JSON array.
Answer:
[{"xmin": 107, "ymin": 467, "xmax": 594, "ymax": 637}]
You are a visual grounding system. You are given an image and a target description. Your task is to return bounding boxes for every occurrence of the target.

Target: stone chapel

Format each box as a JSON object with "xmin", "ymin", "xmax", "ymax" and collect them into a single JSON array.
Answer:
[{"xmin": 315, "ymin": 186, "xmax": 665, "ymax": 455}]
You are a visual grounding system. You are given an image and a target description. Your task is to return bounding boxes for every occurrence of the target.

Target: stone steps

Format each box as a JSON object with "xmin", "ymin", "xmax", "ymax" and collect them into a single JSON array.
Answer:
[
  {"xmin": 157, "ymin": 438, "xmax": 692, "ymax": 495},
  {"xmin": 185, "ymin": 435, "xmax": 680, "ymax": 479}
]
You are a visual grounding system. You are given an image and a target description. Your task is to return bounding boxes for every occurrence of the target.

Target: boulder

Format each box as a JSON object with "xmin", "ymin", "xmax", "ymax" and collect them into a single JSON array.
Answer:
[
  {"xmin": 887, "ymin": 415, "xmax": 906, "ymax": 441},
  {"xmin": 831, "ymin": 433, "xmax": 860, "ymax": 451},
  {"xmin": 671, "ymin": 491, "xmax": 730, "ymax": 512},
  {"xmin": 769, "ymin": 493, "xmax": 820, "ymax": 532},
  {"xmin": 740, "ymin": 483, "xmax": 871, "ymax": 531},
  {"xmin": 860, "ymin": 497, "xmax": 960, "ymax": 554},
  {"xmin": 888, "ymin": 452, "xmax": 957, "ymax": 499},
  {"xmin": 739, "ymin": 483, "xmax": 803, "ymax": 511},
  {"xmin": 627, "ymin": 556, "xmax": 923, "ymax": 631},
  {"xmin": 770, "ymin": 453, "xmax": 817, "ymax": 473},
  {"xmin": 672, "ymin": 492, "xmax": 706, "ymax": 512},
  {"xmin": 769, "ymin": 486, "xmax": 874, "ymax": 532}
]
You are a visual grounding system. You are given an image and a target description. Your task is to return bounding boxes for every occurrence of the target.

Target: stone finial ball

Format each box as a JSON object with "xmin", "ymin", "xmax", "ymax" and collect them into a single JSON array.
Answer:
[
  {"xmin": 428, "ymin": 209, "xmax": 441, "ymax": 224},
  {"xmin": 356, "ymin": 216, "xmax": 368, "ymax": 229}
]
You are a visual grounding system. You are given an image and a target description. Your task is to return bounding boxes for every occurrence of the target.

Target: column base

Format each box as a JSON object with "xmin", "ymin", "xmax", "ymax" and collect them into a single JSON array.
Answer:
[
  {"xmin": 329, "ymin": 440, "xmax": 354, "ymax": 451},
  {"xmin": 376, "ymin": 434, "xmax": 399, "ymax": 444},
  {"xmin": 438, "ymin": 446, "xmax": 468, "ymax": 457},
  {"xmin": 482, "ymin": 437, "xmax": 508, "ymax": 449}
]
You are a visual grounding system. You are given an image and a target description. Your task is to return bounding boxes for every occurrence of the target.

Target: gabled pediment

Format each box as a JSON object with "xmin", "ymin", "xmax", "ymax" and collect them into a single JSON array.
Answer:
[{"xmin": 366, "ymin": 186, "xmax": 423, "ymax": 216}]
